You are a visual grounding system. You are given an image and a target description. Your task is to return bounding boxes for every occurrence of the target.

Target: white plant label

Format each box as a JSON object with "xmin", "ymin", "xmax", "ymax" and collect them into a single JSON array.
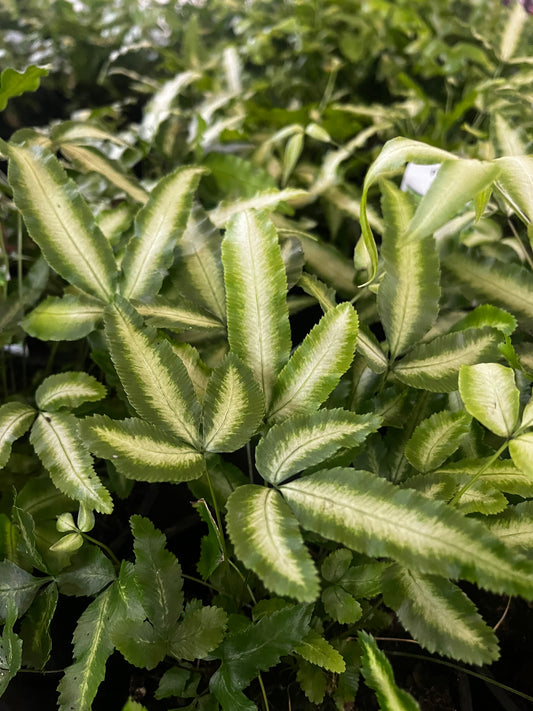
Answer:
[{"xmin": 401, "ymin": 162, "xmax": 441, "ymax": 195}]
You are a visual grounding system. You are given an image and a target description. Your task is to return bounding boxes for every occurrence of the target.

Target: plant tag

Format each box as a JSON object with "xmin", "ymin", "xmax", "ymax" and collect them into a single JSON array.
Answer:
[{"xmin": 401, "ymin": 162, "xmax": 441, "ymax": 195}]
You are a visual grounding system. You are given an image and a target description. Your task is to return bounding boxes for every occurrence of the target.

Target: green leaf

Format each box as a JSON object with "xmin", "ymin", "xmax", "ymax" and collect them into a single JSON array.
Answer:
[
  {"xmin": 406, "ymin": 159, "xmax": 500, "ymax": 242},
  {"xmin": 282, "ymin": 132, "xmax": 304, "ymax": 185},
  {"xmin": 7, "ymin": 142, "xmax": 117, "ymax": 302},
  {"xmin": 155, "ymin": 667, "xmax": 199, "ymax": 699},
  {"xmin": 170, "ymin": 602, "xmax": 227, "ymax": 660},
  {"xmin": 404, "ymin": 411, "xmax": 472, "ymax": 473},
  {"xmin": 203, "ymin": 353, "xmax": 265, "ymax": 453},
  {"xmin": 360, "ymin": 137, "xmax": 455, "ymax": 282},
  {"xmin": 495, "ymin": 155, "xmax": 533, "ymax": 224},
  {"xmin": 485, "ymin": 501, "xmax": 533, "ymax": 552},
  {"xmin": 0, "ymin": 402, "xmax": 36, "ymax": 467},
  {"xmin": 297, "ymin": 272, "xmax": 336, "ymax": 313},
  {"xmin": 382, "ymin": 566, "xmax": 499, "ymax": 665},
  {"xmin": 57, "ymin": 585, "xmax": 117, "ymax": 711},
  {"xmin": 509, "ymin": 432, "xmax": 533, "ymax": 478},
  {"xmin": 459, "ymin": 363, "xmax": 519, "ymax": 437},
  {"xmin": 435, "ymin": 457, "xmax": 533, "ymax": 497},
  {"xmin": 281, "ymin": 468, "xmax": 533, "ymax": 599},
  {"xmin": 321, "ymin": 585, "xmax": 362, "ymax": 624},
  {"xmin": 356, "ymin": 327, "xmax": 389, "ymax": 374},
  {"xmin": 22, "ymin": 294, "xmax": 103, "ymax": 341},
  {"xmin": 210, "ymin": 604, "xmax": 311, "ymax": 710},
  {"xmin": 60, "ymin": 144, "xmax": 148, "ymax": 203},
  {"xmin": 0, "ymin": 65, "xmax": 49, "ymax": 111},
  {"xmin": 120, "ymin": 166, "xmax": 206, "ymax": 300},
  {"xmin": 55, "ymin": 546, "xmax": 115, "ymax": 597},
  {"xmin": 451, "ymin": 305, "xmax": 517, "ymax": 337},
  {"xmin": 20, "ymin": 583, "xmax": 58, "ymax": 669},
  {"xmin": 210, "ymin": 189, "xmax": 307, "ymax": 228},
  {"xmin": 256, "ymin": 409, "xmax": 380, "ymax": 485},
  {"xmin": 378, "ymin": 180, "xmax": 440, "ymax": 359},
  {"xmin": 393, "ymin": 329, "xmax": 500, "ymax": 392},
  {"xmin": 500, "ymin": 0, "xmax": 528, "ymax": 61},
  {"xmin": 0, "ymin": 561, "xmax": 47, "ymax": 620},
  {"xmin": 296, "ymin": 658, "xmax": 327, "ymax": 704},
  {"xmin": 268, "ymin": 302, "xmax": 358, "ymax": 422},
  {"xmin": 81, "ymin": 415, "xmax": 205, "ymax": 483},
  {"xmin": 226, "ymin": 485, "xmax": 319, "ymax": 602},
  {"xmin": 222, "ymin": 210, "xmax": 291, "ymax": 409},
  {"xmin": 30, "ymin": 412, "xmax": 113, "ymax": 514},
  {"xmin": 443, "ymin": 249, "xmax": 533, "ymax": 322},
  {"xmin": 359, "ymin": 631, "xmax": 419, "ymax": 711},
  {"xmin": 131, "ymin": 515, "xmax": 183, "ymax": 631},
  {"xmin": 0, "ymin": 600, "xmax": 22, "ymax": 698},
  {"xmin": 135, "ymin": 297, "xmax": 224, "ymax": 333},
  {"xmin": 295, "ymin": 630, "xmax": 346, "ymax": 673},
  {"xmin": 104, "ymin": 297, "xmax": 201, "ymax": 447},
  {"xmin": 35, "ymin": 372, "xmax": 106, "ymax": 412},
  {"xmin": 11, "ymin": 506, "xmax": 48, "ymax": 573}
]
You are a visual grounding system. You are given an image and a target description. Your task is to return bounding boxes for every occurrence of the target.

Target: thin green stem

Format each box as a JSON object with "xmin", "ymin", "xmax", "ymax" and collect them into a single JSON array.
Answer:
[
  {"xmin": 228, "ymin": 558, "xmax": 257, "ymax": 605},
  {"xmin": 449, "ymin": 440, "xmax": 509, "ymax": 506},
  {"xmin": 205, "ymin": 468, "xmax": 227, "ymax": 558},
  {"xmin": 258, "ymin": 672, "xmax": 270, "ymax": 711},
  {"xmin": 81, "ymin": 533, "xmax": 121, "ymax": 570},
  {"xmin": 182, "ymin": 572, "xmax": 219, "ymax": 593},
  {"xmin": 387, "ymin": 650, "xmax": 533, "ymax": 704},
  {"xmin": 246, "ymin": 442, "xmax": 254, "ymax": 483}
]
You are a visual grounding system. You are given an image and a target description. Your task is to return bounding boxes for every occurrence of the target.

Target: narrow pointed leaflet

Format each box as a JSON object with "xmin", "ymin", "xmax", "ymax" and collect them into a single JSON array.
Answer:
[
  {"xmin": 222, "ymin": 210, "xmax": 291, "ymax": 409},
  {"xmin": 104, "ymin": 296, "xmax": 201, "ymax": 448},
  {"xmin": 7, "ymin": 142, "xmax": 117, "ymax": 302}
]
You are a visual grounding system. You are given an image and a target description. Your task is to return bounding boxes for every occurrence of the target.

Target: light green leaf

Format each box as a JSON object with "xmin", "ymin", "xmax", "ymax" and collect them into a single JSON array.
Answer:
[
  {"xmin": 20, "ymin": 583, "xmax": 58, "ymax": 670},
  {"xmin": 293, "ymin": 230, "xmax": 358, "ymax": 298},
  {"xmin": 131, "ymin": 515, "xmax": 183, "ymax": 631},
  {"xmin": 22, "ymin": 294, "xmax": 103, "ymax": 341},
  {"xmin": 378, "ymin": 181, "xmax": 440, "ymax": 359},
  {"xmin": 283, "ymin": 132, "xmax": 304, "ymax": 185},
  {"xmin": 57, "ymin": 585, "xmax": 117, "ymax": 711},
  {"xmin": 359, "ymin": 631, "xmax": 419, "ymax": 711},
  {"xmin": 281, "ymin": 468, "xmax": 533, "ymax": 599},
  {"xmin": 443, "ymin": 249, "xmax": 533, "ymax": 322},
  {"xmin": 170, "ymin": 603, "xmax": 227, "ymax": 660},
  {"xmin": 295, "ymin": 630, "xmax": 345, "ymax": 673},
  {"xmin": 451, "ymin": 305, "xmax": 517, "ymax": 337},
  {"xmin": 0, "ymin": 561, "xmax": 48, "ymax": 620},
  {"xmin": 7, "ymin": 142, "xmax": 116, "ymax": 302},
  {"xmin": 226, "ymin": 485, "xmax": 319, "ymax": 602},
  {"xmin": 500, "ymin": 0, "xmax": 528, "ymax": 61},
  {"xmin": 120, "ymin": 166, "xmax": 206, "ymax": 300},
  {"xmin": 0, "ymin": 600, "xmax": 22, "ymax": 698},
  {"xmin": 321, "ymin": 585, "xmax": 362, "ymax": 624},
  {"xmin": 81, "ymin": 415, "xmax": 205, "ymax": 483},
  {"xmin": 356, "ymin": 327, "xmax": 389, "ymax": 374},
  {"xmin": 0, "ymin": 65, "xmax": 49, "ymax": 111},
  {"xmin": 495, "ymin": 155, "xmax": 533, "ymax": 224},
  {"xmin": 360, "ymin": 137, "xmax": 455, "ymax": 282},
  {"xmin": 210, "ymin": 188, "xmax": 307, "ymax": 228},
  {"xmin": 268, "ymin": 302, "xmax": 358, "ymax": 422},
  {"xmin": 60, "ymin": 144, "xmax": 148, "ymax": 203},
  {"xmin": 169, "ymin": 342, "xmax": 211, "ymax": 404},
  {"xmin": 297, "ymin": 272, "xmax": 336, "ymax": 313},
  {"xmin": 134, "ymin": 297, "xmax": 224, "ymax": 333},
  {"xmin": 509, "ymin": 432, "xmax": 533, "ymax": 478},
  {"xmin": 485, "ymin": 501, "xmax": 533, "ymax": 552},
  {"xmin": 459, "ymin": 363, "xmax": 519, "ymax": 437},
  {"xmin": 435, "ymin": 457, "xmax": 533, "ymax": 497},
  {"xmin": 203, "ymin": 353, "xmax": 264, "ymax": 453},
  {"xmin": 394, "ymin": 329, "xmax": 500, "ymax": 392},
  {"xmin": 35, "ymin": 372, "xmax": 106, "ymax": 412},
  {"xmin": 50, "ymin": 120, "xmax": 129, "ymax": 147},
  {"xmin": 30, "ymin": 412, "xmax": 113, "ymax": 514},
  {"xmin": 222, "ymin": 210, "xmax": 291, "ymax": 409},
  {"xmin": 0, "ymin": 402, "xmax": 36, "ymax": 467},
  {"xmin": 210, "ymin": 604, "xmax": 311, "ymax": 710},
  {"xmin": 404, "ymin": 411, "xmax": 472, "ymax": 473},
  {"xmin": 407, "ymin": 159, "xmax": 500, "ymax": 242},
  {"xmin": 104, "ymin": 296, "xmax": 201, "ymax": 448},
  {"xmin": 382, "ymin": 566, "xmax": 499, "ymax": 665},
  {"xmin": 492, "ymin": 114, "xmax": 527, "ymax": 157},
  {"xmin": 169, "ymin": 203, "xmax": 226, "ymax": 322},
  {"xmin": 140, "ymin": 70, "xmax": 200, "ymax": 143},
  {"xmin": 256, "ymin": 409, "xmax": 380, "ymax": 485}
]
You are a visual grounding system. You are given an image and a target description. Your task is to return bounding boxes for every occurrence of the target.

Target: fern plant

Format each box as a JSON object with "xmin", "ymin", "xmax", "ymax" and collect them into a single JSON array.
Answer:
[{"xmin": 1, "ymin": 121, "xmax": 533, "ymax": 711}]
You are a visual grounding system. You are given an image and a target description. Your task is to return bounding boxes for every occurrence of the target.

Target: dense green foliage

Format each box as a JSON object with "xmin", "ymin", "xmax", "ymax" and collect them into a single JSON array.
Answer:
[{"xmin": 0, "ymin": 0, "xmax": 533, "ymax": 709}]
